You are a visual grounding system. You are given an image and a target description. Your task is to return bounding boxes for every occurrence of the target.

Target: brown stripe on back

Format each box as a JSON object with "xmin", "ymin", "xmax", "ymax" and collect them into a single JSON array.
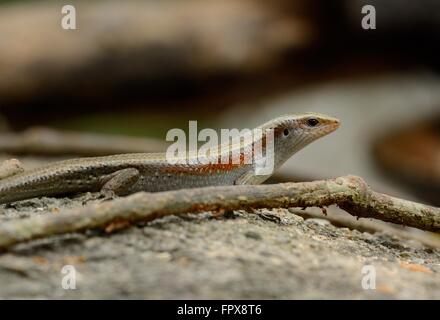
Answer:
[{"xmin": 161, "ymin": 152, "xmax": 249, "ymax": 175}]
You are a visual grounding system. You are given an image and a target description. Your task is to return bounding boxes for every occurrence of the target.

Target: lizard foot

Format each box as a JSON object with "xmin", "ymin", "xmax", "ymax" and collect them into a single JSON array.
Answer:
[
  {"xmin": 255, "ymin": 210, "xmax": 282, "ymax": 224},
  {"xmin": 99, "ymin": 190, "xmax": 118, "ymax": 202},
  {"xmin": 76, "ymin": 191, "xmax": 117, "ymax": 205}
]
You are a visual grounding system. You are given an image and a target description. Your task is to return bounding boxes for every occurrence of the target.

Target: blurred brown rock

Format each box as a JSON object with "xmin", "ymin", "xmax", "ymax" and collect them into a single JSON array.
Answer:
[
  {"xmin": 373, "ymin": 118, "xmax": 440, "ymax": 205},
  {"xmin": 0, "ymin": 0, "xmax": 314, "ymax": 106}
]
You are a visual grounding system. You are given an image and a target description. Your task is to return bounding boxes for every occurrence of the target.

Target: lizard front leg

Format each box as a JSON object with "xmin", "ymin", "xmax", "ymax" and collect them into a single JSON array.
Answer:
[
  {"xmin": 100, "ymin": 168, "xmax": 140, "ymax": 199},
  {"xmin": 234, "ymin": 170, "xmax": 271, "ymax": 185}
]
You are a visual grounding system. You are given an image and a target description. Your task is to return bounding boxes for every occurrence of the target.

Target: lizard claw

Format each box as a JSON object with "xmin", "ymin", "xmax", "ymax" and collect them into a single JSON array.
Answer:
[
  {"xmin": 256, "ymin": 211, "xmax": 282, "ymax": 224},
  {"xmin": 77, "ymin": 191, "xmax": 117, "ymax": 205},
  {"xmin": 99, "ymin": 190, "xmax": 118, "ymax": 202}
]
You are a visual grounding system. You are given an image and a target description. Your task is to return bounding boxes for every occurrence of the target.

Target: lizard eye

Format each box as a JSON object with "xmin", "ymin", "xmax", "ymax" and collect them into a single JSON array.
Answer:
[
  {"xmin": 307, "ymin": 118, "xmax": 319, "ymax": 127},
  {"xmin": 283, "ymin": 128, "xmax": 290, "ymax": 136}
]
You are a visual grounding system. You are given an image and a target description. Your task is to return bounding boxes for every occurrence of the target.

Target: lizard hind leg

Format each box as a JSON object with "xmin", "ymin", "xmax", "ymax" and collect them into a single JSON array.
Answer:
[
  {"xmin": 100, "ymin": 168, "xmax": 140, "ymax": 199},
  {"xmin": 0, "ymin": 159, "xmax": 25, "ymax": 179}
]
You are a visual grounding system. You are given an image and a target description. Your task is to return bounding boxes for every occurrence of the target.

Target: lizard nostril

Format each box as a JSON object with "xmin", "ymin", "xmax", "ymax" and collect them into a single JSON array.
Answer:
[{"xmin": 283, "ymin": 128, "xmax": 290, "ymax": 136}]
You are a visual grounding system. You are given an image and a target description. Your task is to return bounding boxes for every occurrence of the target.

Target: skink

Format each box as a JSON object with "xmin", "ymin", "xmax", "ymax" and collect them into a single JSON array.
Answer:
[{"xmin": 0, "ymin": 113, "xmax": 340, "ymax": 204}]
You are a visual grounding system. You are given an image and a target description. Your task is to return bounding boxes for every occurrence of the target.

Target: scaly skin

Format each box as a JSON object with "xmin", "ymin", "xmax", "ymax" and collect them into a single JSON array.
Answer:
[{"xmin": 0, "ymin": 113, "xmax": 340, "ymax": 204}]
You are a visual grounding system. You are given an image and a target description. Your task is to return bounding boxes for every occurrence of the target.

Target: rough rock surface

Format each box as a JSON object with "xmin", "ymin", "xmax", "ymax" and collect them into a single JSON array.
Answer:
[{"xmin": 0, "ymin": 196, "xmax": 438, "ymax": 299}]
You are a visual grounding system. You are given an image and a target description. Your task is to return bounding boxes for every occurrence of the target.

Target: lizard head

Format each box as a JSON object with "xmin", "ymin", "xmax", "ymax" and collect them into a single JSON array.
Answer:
[
  {"xmin": 285, "ymin": 112, "xmax": 341, "ymax": 142},
  {"xmin": 258, "ymin": 112, "xmax": 340, "ymax": 167}
]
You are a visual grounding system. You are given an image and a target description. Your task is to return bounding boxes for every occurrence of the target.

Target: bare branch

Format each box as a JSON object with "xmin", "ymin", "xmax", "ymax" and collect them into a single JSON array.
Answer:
[
  {"xmin": 0, "ymin": 175, "xmax": 438, "ymax": 250},
  {"xmin": 291, "ymin": 209, "xmax": 440, "ymax": 248},
  {"xmin": 0, "ymin": 127, "xmax": 167, "ymax": 156}
]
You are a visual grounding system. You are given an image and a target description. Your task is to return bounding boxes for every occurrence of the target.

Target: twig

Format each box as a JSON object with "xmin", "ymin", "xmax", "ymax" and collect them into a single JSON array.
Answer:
[
  {"xmin": 0, "ymin": 175, "xmax": 438, "ymax": 250},
  {"xmin": 0, "ymin": 127, "xmax": 167, "ymax": 156},
  {"xmin": 291, "ymin": 209, "xmax": 440, "ymax": 248}
]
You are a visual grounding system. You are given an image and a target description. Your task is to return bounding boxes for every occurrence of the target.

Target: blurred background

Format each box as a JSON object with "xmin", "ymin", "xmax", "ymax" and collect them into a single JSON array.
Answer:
[{"xmin": 0, "ymin": 0, "xmax": 439, "ymax": 206}]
